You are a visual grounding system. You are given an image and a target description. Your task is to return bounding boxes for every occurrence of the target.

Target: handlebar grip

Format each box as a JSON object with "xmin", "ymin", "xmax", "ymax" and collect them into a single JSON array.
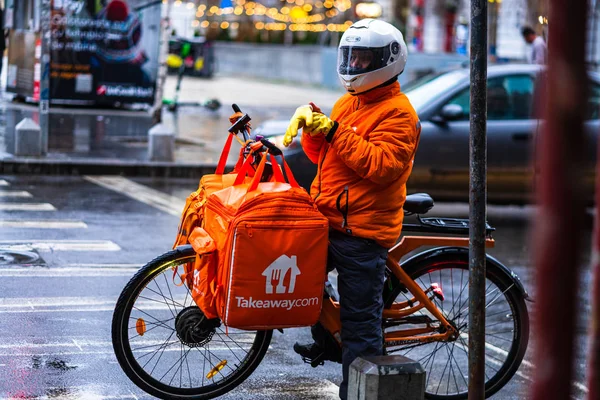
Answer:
[{"xmin": 232, "ymin": 104, "xmax": 241, "ymax": 113}]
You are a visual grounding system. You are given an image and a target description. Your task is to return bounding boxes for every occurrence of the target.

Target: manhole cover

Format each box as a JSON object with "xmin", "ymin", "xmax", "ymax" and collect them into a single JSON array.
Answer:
[{"xmin": 0, "ymin": 250, "xmax": 44, "ymax": 266}]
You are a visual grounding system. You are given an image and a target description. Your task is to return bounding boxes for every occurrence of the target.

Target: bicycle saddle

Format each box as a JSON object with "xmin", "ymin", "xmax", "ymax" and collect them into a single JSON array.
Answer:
[{"xmin": 404, "ymin": 193, "xmax": 434, "ymax": 214}]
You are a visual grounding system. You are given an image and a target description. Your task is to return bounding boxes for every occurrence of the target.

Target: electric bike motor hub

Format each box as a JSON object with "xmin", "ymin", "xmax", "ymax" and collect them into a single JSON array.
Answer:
[{"xmin": 175, "ymin": 306, "xmax": 216, "ymax": 347}]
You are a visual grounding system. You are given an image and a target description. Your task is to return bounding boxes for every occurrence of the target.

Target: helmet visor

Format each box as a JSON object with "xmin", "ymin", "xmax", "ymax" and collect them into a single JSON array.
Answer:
[{"xmin": 338, "ymin": 46, "xmax": 390, "ymax": 76}]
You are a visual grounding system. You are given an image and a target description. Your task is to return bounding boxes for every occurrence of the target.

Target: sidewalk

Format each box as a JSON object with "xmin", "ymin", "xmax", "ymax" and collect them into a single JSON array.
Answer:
[{"xmin": 0, "ymin": 74, "xmax": 343, "ymax": 176}]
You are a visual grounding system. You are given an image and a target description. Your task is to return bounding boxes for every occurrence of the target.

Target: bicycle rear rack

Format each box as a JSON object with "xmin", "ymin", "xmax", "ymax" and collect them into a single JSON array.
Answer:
[{"xmin": 402, "ymin": 216, "xmax": 495, "ymax": 237}]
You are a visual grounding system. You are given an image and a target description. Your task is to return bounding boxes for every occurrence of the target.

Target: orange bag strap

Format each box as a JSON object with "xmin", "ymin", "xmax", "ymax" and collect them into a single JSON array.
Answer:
[
  {"xmin": 172, "ymin": 263, "xmax": 190, "ymax": 287},
  {"xmin": 269, "ymin": 154, "xmax": 285, "ymax": 183},
  {"xmin": 247, "ymin": 152, "xmax": 301, "ymax": 192},
  {"xmin": 248, "ymin": 152, "xmax": 269, "ymax": 192},
  {"xmin": 233, "ymin": 151, "xmax": 256, "ymax": 185},
  {"xmin": 278, "ymin": 153, "xmax": 300, "ymax": 188},
  {"xmin": 216, "ymin": 134, "xmax": 236, "ymax": 175}
]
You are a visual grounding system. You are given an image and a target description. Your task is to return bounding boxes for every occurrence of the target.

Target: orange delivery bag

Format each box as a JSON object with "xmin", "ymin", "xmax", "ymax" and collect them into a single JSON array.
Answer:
[{"xmin": 202, "ymin": 153, "xmax": 329, "ymax": 330}]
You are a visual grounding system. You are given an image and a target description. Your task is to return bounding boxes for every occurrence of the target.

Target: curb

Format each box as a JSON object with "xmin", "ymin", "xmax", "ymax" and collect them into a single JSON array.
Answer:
[{"xmin": 0, "ymin": 158, "xmax": 221, "ymax": 178}]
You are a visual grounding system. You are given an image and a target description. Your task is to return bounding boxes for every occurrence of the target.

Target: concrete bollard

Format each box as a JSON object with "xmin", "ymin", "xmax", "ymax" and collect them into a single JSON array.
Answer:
[
  {"xmin": 148, "ymin": 123, "xmax": 175, "ymax": 162},
  {"xmin": 348, "ymin": 355, "xmax": 426, "ymax": 400},
  {"xmin": 15, "ymin": 118, "xmax": 43, "ymax": 156}
]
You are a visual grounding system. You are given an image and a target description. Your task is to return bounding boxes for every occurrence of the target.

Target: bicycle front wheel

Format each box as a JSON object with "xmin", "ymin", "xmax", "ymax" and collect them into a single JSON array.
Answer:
[
  {"xmin": 383, "ymin": 250, "xmax": 529, "ymax": 399},
  {"xmin": 112, "ymin": 245, "xmax": 272, "ymax": 400}
]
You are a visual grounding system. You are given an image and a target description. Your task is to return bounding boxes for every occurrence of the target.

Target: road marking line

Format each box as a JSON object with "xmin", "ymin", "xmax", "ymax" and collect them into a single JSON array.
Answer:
[
  {"xmin": 84, "ymin": 175, "xmax": 185, "ymax": 216},
  {"xmin": 0, "ymin": 203, "xmax": 56, "ymax": 211},
  {"xmin": 0, "ymin": 267, "xmax": 139, "ymax": 277},
  {"xmin": 0, "ymin": 180, "xmax": 9, "ymax": 186},
  {"xmin": 0, "ymin": 348, "xmax": 247, "ymax": 357},
  {"xmin": 460, "ymin": 334, "xmax": 589, "ymax": 395},
  {"xmin": 72, "ymin": 339, "xmax": 83, "ymax": 352},
  {"xmin": 0, "ymin": 297, "xmax": 186, "ymax": 313},
  {"xmin": 64, "ymin": 263, "xmax": 143, "ymax": 268},
  {"xmin": 0, "ymin": 220, "xmax": 88, "ymax": 229},
  {"xmin": 0, "ymin": 190, "xmax": 32, "ymax": 198},
  {"xmin": 321, "ymin": 380, "xmax": 340, "ymax": 398},
  {"xmin": 0, "ymin": 240, "xmax": 121, "ymax": 251},
  {"xmin": 0, "ymin": 336, "xmax": 257, "ymax": 350}
]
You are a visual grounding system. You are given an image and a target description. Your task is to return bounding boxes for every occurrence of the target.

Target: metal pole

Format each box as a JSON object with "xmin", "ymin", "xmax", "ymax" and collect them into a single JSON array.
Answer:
[
  {"xmin": 152, "ymin": 0, "xmax": 173, "ymax": 124},
  {"xmin": 590, "ymin": 146, "xmax": 600, "ymax": 400},
  {"xmin": 468, "ymin": 0, "xmax": 487, "ymax": 397},
  {"xmin": 39, "ymin": 0, "xmax": 51, "ymax": 154},
  {"xmin": 530, "ymin": 0, "xmax": 588, "ymax": 399}
]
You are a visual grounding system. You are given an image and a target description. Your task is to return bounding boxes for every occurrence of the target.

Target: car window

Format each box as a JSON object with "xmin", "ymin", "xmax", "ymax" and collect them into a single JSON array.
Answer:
[
  {"xmin": 404, "ymin": 70, "xmax": 468, "ymax": 112},
  {"xmin": 586, "ymin": 82, "xmax": 600, "ymax": 120},
  {"xmin": 443, "ymin": 75, "xmax": 535, "ymax": 120}
]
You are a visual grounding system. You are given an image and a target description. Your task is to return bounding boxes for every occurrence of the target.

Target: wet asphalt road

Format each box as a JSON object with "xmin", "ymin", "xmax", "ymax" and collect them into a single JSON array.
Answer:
[{"xmin": 0, "ymin": 175, "xmax": 594, "ymax": 400}]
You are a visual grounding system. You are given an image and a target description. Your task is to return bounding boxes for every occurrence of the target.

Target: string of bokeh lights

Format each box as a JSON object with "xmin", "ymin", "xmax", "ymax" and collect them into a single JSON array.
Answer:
[{"xmin": 168, "ymin": 0, "xmax": 354, "ymax": 32}]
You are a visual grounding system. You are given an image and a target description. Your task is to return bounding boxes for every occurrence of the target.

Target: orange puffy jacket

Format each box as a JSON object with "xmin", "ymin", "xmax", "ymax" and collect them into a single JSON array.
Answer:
[{"xmin": 302, "ymin": 81, "xmax": 421, "ymax": 248}]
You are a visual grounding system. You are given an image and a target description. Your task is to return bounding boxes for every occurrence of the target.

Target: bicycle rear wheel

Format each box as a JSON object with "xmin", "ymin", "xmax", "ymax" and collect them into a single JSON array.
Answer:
[
  {"xmin": 112, "ymin": 245, "xmax": 272, "ymax": 400},
  {"xmin": 383, "ymin": 250, "xmax": 529, "ymax": 399}
]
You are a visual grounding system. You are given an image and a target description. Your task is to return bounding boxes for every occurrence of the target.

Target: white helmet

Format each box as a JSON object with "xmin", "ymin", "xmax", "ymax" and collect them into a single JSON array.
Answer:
[{"xmin": 338, "ymin": 19, "xmax": 408, "ymax": 95}]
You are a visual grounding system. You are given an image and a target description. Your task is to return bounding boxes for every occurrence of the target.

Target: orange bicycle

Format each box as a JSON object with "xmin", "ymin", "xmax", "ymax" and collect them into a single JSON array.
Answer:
[{"xmin": 112, "ymin": 108, "xmax": 530, "ymax": 400}]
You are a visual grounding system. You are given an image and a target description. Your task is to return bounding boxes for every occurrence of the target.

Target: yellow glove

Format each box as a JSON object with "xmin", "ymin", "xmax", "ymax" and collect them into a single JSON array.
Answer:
[
  {"xmin": 283, "ymin": 105, "xmax": 337, "ymax": 147},
  {"xmin": 308, "ymin": 113, "xmax": 336, "ymax": 137},
  {"xmin": 283, "ymin": 105, "xmax": 314, "ymax": 147}
]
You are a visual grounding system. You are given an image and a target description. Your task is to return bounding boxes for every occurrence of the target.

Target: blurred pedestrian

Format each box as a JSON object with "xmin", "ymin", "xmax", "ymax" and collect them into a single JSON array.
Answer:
[{"xmin": 521, "ymin": 26, "xmax": 547, "ymax": 65}]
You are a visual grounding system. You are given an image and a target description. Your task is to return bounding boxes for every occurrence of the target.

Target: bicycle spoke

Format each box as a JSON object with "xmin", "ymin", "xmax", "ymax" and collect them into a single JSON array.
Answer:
[
  {"xmin": 137, "ymin": 294, "xmax": 185, "ymax": 310},
  {"xmin": 448, "ymin": 344, "xmax": 461, "ymax": 394},
  {"xmin": 153, "ymin": 279, "xmax": 178, "ymax": 320},
  {"xmin": 486, "ymin": 284, "xmax": 515, "ymax": 310},
  {"xmin": 174, "ymin": 269, "xmax": 194, "ymax": 299},
  {"xmin": 161, "ymin": 273, "xmax": 180, "ymax": 318},
  {"xmin": 162, "ymin": 344, "xmax": 190, "ymax": 384},
  {"xmin": 435, "ymin": 344, "xmax": 453, "ymax": 395},
  {"xmin": 485, "ymin": 308, "xmax": 512, "ymax": 319},
  {"xmin": 485, "ymin": 333, "xmax": 512, "ymax": 342},
  {"xmin": 132, "ymin": 307, "xmax": 175, "ymax": 331},
  {"xmin": 132, "ymin": 340, "xmax": 180, "ymax": 353},
  {"xmin": 144, "ymin": 331, "xmax": 176, "ymax": 371},
  {"xmin": 144, "ymin": 286, "xmax": 186, "ymax": 309},
  {"xmin": 214, "ymin": 334, "xmax": 245, "ymax": 363},
  {"xmin": 439, "ymin": 269, "xmax": 444, "ymax": 316},
  {"xmin": 420, "ymin": 342, "xmax": 442, "ymax": 388},
  {"xmin": 185, "ymin": 344, "xmax": 193, "ymax": 388},
  {"xmin": 456, "ymin": 336, "xmax": 500, "ymax": 374}
]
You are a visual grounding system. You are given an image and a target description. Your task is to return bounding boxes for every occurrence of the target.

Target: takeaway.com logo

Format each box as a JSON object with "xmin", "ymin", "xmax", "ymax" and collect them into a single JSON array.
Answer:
[{"xmin": 235, "ymin": 255, "xmax": 319, "ymax": 310}]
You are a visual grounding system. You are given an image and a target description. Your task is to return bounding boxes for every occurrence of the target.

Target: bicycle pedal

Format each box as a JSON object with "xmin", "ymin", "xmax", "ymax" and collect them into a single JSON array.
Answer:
[{"xmin": 301, "ymin": 353, "xmax": 325, "ymax": 368}]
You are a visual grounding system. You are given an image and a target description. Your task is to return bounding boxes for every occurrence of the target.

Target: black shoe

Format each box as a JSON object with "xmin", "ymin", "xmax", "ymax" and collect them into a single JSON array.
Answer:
[{"xmin": 294, "ymin": 342, "xmax": 326, "ymax": 368}]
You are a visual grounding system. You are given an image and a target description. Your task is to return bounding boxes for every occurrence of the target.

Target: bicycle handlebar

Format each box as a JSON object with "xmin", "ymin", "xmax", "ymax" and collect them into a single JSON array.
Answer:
[{"xmin": 227, "ymin": 104, "xmax": 284, "ymax": 157}]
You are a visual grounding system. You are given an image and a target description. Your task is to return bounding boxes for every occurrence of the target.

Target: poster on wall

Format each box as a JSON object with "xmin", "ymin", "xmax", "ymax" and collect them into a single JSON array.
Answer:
[{"xmin": 50, "ymin": 0, "xmax": 161, "ymax": 105}]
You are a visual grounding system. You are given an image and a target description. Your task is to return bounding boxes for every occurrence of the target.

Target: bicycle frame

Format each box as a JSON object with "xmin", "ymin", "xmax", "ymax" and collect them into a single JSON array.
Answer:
[{"xmin": 317, "ymin": 234, "xmax": 495, "ymax": 348}]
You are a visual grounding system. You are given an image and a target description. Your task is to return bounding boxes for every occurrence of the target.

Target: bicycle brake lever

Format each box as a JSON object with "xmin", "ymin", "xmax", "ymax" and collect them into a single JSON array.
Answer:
[{"xmin": 260, "ymin": 139, "xmax": 283, "ymax": 156}]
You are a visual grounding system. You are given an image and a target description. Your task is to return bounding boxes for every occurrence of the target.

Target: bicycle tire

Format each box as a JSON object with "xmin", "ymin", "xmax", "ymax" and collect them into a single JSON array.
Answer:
[
  {"xmin": 383, "ymin": 250, "xmax": 529, "ymax": 399},
  {"xmin": 112, "ymin": 246, "xmax": 273, "ymax": 400}
]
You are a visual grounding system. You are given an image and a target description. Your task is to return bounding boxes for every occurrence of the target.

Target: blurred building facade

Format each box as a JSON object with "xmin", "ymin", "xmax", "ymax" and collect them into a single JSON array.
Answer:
[{"xmin": 165, "ymin": 0, "xmax": 600, "ymax": 68}]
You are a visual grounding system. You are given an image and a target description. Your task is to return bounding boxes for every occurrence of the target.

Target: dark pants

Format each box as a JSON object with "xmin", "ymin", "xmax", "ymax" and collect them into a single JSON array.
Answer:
[{"xmin": 312, "ymin": 229, "xmax": 388, "ymax": 400}]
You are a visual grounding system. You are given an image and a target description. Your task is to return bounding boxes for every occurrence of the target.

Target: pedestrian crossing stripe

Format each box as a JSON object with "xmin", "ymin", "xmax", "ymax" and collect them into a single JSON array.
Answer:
[
  {"xmin": 0, "ymin": 240, "xmax": 121, "ymax": 251},
  {"xmin": 0, "ymin": 191, "xmax": 33, "ymax": 198},
  {"xmin": 84, "ymin": 176, "xmax": 185, "ymax": 216},
  {"xmin": 0, "ymin": 203, "xmax": 56, "ymax": 211},
  {"xmin": 0, "ymin": 220, "xmax": 87, "ymax": 229},
  {"xmin": 0, "ymin": 180, "xmax": 8, "ymax": 186}
]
